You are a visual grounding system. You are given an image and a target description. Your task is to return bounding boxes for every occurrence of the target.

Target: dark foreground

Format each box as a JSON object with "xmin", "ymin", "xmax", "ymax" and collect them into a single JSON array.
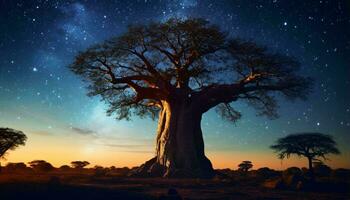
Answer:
[{"xmin": 0, "ymin": 173, "xmax": 349, "ymax": 200}]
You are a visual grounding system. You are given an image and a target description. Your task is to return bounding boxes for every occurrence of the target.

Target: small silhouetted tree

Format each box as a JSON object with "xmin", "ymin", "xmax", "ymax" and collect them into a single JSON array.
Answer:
[
  {"xmin": 0, "ymin": 127, "xmax": 27, "ymax": 172},
  {"xmin": 59, "ymin": 165, "xmax": 71, "ymax": 171},
  {"xmin": 270, "ymin": 132, "xmax": 340, "ymax": 181},
  {"xmin": 70, "ymin": 18, "xmax": 312, "ymax": 178},
  {"xmin": 71, "ymin": 161, "xmax": 90, "ymax": 169},
  {"xmin": 5, "ymin": 162, "xmax": 27, "ymax": 172},
  {"xmin": 238, "ymin": 161, "xmax": 253, "ymax": 172},
  {"xmin": 28, "ymin": 160, "xmax": 54, "ymax": 172}
]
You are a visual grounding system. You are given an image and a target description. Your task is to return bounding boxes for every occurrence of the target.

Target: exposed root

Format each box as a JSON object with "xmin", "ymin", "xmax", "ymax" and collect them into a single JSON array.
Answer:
[{"xmin": 128, "ymin": 157, "xmax": 215, "ymax": 178}]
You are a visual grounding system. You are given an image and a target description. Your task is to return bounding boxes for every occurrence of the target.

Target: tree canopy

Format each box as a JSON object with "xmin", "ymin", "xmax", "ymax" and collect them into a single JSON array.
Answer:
[
  {"xmin": 70, "ymin": 18, "xmax": 312, "ymax": 122},
  {"xmin": 28, "ymin": 160, "xmax": 54, "ymax": 172},
  {"xmin": 0, "ymin": 127, "xmax": 27, "ymax": 159},
  {"xmin": 270, "ymin": 132, "xmax": 340, "ymax": 162},
  {"xmin": 71, "ymin": 161, "xmax": 90, "ymax": 169},
  {"xmin": 238, "ymin": 160, "xmax": 253, "ymax": 172},
  {"xmin": 271, "ymin": 132, "xmax": 340, "ymax": 181}
]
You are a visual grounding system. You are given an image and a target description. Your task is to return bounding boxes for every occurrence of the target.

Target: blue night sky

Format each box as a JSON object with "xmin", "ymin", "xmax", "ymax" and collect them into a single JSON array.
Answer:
[{"xmin": 0, "ymin": 0, "xmax": 349, "ymax": 169}]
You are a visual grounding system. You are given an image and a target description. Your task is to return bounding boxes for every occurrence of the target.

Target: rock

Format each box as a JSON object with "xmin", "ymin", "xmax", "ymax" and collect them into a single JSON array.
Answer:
[{"xmin": 128, "ymin": 157, "xmax": 165, "ymax": 177}]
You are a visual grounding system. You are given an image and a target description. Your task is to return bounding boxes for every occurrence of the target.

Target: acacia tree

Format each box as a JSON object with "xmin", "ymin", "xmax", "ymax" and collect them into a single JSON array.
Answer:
[
  {"xmin": 270, "ymin": 132, "xmax": 340, "ymax": 180},
  {"xmin": 70, "ymin": 18, "xmax": 311, "ymax": 178},
  {"xmin": 28, "ymin": 160, "xmax": 54, "ymax": 172},
  {"xmin": 0, "ymin": 128, "xmax": 27, "ymax": 172},
  {"xmin": 238, "ymin": 161, "xmax": 253, "ymax": 172},
  {"xmin": 71, "ymin": 161, "xmax": 90, "ymax": 169}
]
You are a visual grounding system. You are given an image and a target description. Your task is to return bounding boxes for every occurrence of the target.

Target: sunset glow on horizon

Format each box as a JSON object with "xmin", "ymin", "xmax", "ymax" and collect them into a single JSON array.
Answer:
[{"xmin": 3, "ymin": 117, "xmax": 350, "ymax": 170}]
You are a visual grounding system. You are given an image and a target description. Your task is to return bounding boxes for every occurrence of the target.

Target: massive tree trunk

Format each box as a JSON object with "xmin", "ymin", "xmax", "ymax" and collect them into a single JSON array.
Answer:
[{"xmin": 131, "ymin": 96, "xmax": 214, "ymax": 178}]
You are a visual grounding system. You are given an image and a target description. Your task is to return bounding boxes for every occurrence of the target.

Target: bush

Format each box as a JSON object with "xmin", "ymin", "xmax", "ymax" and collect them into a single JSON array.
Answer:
[
  {"xmin": 262, "ymin": 178, "xmax": 285, "ymax": 189},
  {"xmin": 256, "ymin": 167, "xmax": 280, "ymax": 179},
  {"xmin": 94, "ymin": 165, "xmax": 108, "ymax": 176},
  {"xmin": 28, "ymin": 160, "xmax": 54, "ymax": 172},
  {"xmin": 313, "ymin": 163, "xmax": 332, "ymax": 177},
  {"xmin": 331, "ymin": 168, "xmax": 350, "ymax": 181},
  {"xmin": 114, "ymin": 167, "xmax": 131, "ymax": 176},
  {"xmin": 59, "ymin": 165, "xmax": 71, "ymax": 171},
  {"xmin": 282, "ymin": 167, "xmax": 304, "ymax": 188},
  {"xmin": 4, "ymin": 162, "xmax": 27, "ymax": 172}
]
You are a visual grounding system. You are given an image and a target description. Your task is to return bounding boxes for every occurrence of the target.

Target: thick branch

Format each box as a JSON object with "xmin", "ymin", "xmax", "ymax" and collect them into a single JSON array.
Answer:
[
  {"xmin": 128, "ymin": 50, "xmax": 173, "ymax": 90},
  {"xmin": 194, "ymin": 84, "xmax": 241, "ymax": 113},
  {"xmin": 195, "ymin": 82, "xmax": 299, "ymax": 113}
]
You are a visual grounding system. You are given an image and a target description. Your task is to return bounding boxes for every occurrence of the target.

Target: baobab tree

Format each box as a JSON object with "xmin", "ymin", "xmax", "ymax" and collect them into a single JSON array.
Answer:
[
  {"xmin": 270, "ymin": 132, "xmax": 340, "ymax": 181},
  {"xmin": 70, "ymin": 18, "xmax": 312, "ymax": 178},
  {"xmin": 0, "ymin": 127, "xmax": 27, "ymax": 172}
]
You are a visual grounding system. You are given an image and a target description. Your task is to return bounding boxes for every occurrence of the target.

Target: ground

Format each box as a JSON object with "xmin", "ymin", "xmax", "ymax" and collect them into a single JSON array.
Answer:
[{"xmin": 0, "ymin": 171, "xmax": 349, "ymax": 200}]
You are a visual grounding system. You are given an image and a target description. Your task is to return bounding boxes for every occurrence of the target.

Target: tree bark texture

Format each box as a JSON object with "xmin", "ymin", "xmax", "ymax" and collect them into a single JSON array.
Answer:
[{"xmin": 130, "ymin": 96, "xmax": 214, "ymax": 178}]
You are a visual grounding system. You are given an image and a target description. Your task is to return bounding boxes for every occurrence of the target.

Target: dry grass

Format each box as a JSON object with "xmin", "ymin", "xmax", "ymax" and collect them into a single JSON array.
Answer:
[{"xmin": 0, "ymin": 171, "xmax": 349, "ymax": 200}]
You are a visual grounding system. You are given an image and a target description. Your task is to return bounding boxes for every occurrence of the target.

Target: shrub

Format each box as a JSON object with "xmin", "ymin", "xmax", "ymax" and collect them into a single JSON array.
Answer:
[
  {"xmin": 93, "ymin": 165, "xmax": 108, "ymax": 176},
  {"xmin": 282, "ymin": 167, "xmax": 303, "ymax": 188},
  {"xmin": 256, "ymin": 167, "xmax": 280, "ymax": 179},
  {"xmin": 313, "ymin": 162, "xmax": 332, "ymax": 177},
  {"xmin": 28, "ymin": 160, "xmax": 54, "ymax": 172}
]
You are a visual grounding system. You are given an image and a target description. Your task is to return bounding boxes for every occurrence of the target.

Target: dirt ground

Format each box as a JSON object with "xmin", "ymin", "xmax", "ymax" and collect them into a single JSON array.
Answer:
[{"xmin": 0, "ymin": 173, "xmax": 349, "ymax": 200}]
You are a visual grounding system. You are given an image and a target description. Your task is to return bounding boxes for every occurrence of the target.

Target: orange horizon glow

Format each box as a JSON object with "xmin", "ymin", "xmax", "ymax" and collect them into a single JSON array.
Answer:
[{"xmin": 4, "ymin": 132, "xmax": 349, "ymax": 170}]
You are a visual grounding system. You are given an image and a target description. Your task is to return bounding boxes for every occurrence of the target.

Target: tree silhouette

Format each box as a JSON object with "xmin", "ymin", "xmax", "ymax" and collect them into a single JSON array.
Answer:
[
  {"xmin": 59, "ymin": 165, "xmax": 71, "ymax": 171},
  {"xmin": 71, "ymin": 161, "xmax": 90, "ymax": 169},
  {"xmin": 70, "ymin": 18, "xmax": 312, "ymax": 178},
  {"xmin": 0, "ymin": 127, "xmax": 27, "ymax": 172},
  {"xmin": 238, "ymin": 161, "xmax": 253, "ymax": 172},
  {"xmin": 270, "ymin": 132, "xmax": 340, "ymax": 181},
  {"xmin": 4, "ymin": 162, "xmax": 27, "ymax": 172},
  {"xmin": 28, "ymin": 160, "xmax": 54, "ymax": 172}
]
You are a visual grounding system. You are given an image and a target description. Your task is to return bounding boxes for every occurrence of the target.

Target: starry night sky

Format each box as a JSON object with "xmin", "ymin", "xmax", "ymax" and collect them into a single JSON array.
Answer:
[{"xmin": 0, "ymin": 0, "xmax": 349, "ymax": 169}]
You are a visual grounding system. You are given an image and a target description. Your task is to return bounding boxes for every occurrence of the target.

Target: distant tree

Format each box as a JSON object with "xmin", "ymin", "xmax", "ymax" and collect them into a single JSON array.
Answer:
[
  {"xmin": 70, "ymin": 18, "xmax": 312, "ymax": 178},
  {"xmin": 93, "ymin": 165, "xmax": 103, "ymax": 169},
  {"xmin": 5, "ymin": 162, "xmax": 27, "ymax": 172},
  {"xmin": 115, "ymin": 167, "xmax": 130, "ymax": 176},
  {"xmin": 28, "ymin": 160, "xmax": 54, "ymax": 172},
  {"xmin": 238, "ymin": 161, "xmax": 253, "ymax": 172},
  {"xmin": 71, "ymin": 161, "xmax": 90, "ymax": 169},
  {"xmin": 332, "ymin": 168, "xmax": 350, "ymax": 181},
  {"xmin": 0, "ymin": 127, "xmax": 27, "ymax": 172},
  {"xmin": 270, "ymin": 132, "xmax": 340, "ymax": 181},
  {"xmin": 59, "ymin": 165, "xmax": 71, "ymax": 171},
  {"xmin": 93, "ymin": 165, "xmax": 108, "ymax": 176}
]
